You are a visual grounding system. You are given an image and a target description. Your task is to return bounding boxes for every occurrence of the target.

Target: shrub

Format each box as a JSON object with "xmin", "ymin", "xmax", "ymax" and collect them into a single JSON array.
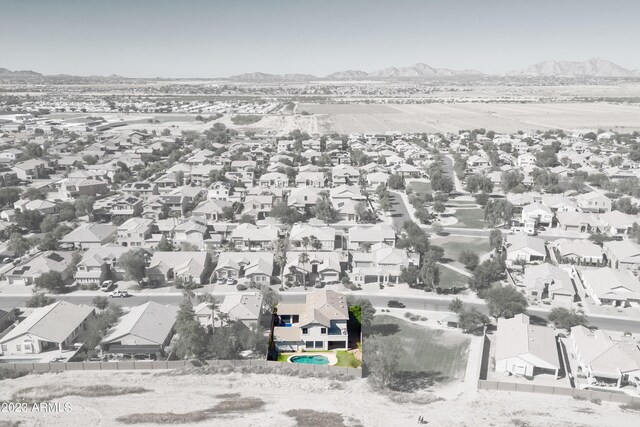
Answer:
[{"xmin": 236, "ymin": 284, "xmax": 247, "ymax": 291}]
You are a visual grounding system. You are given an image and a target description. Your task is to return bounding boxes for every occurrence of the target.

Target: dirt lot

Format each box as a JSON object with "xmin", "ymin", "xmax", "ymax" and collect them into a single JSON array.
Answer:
[
  {"xmin": 1, "ymin": 370, "xmax": 638, "ymax": 426},
  {"xmin": 299, "ymin": 102, "xmax": 640, "ymax": 134}
]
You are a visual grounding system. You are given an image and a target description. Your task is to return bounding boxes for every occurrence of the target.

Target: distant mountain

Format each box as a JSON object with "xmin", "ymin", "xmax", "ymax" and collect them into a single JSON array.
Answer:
[
  {"xmin": 368, "ymin": 63, "xmax": 483, "ymax": 78},
  {"xmin": 0, "ymin": 67, "xmax": 42, "ymax": 77},
  {"xmin": 229, "ymin": 72, "xmax": 318, "ymax": 81},
  {"xmin": 324, "ymin": 70, "xmax": 369, "ymax": 80},
  {"xmin": 508, "ymin": 59, "xmax": 640, "ymax": 78}
]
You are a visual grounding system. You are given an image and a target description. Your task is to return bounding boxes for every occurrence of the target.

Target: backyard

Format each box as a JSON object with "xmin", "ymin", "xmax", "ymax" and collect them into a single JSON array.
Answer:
[{"xmin": 369, "ymin": 315, "xmax": 470, "ymax": 384}]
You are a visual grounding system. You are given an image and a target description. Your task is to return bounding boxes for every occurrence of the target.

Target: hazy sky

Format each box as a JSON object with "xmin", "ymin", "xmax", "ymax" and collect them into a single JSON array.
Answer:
[{"xmin": 2, "ymin": 0, "xmax": 639, "ymax": 77}]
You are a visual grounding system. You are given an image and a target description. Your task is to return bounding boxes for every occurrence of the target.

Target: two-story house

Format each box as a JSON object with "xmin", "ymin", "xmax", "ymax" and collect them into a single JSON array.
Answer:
[{"xmin": 273, "ymin": 290, "xmax": 349, "ymax": 352}]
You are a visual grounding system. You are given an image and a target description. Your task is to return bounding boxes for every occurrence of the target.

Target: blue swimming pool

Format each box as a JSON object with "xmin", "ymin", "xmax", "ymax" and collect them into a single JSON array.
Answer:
[{"xmin": 289, "ymin": 355, "xmax": 330, "ymax": 365}]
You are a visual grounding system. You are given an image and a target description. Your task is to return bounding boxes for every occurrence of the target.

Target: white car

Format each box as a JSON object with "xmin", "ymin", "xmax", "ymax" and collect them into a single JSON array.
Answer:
[
  {"xmin": 109, "ymin": 290, "xmax": 130, "ymax": 298},
  {"xmin": 100, "ymin": 280, "xmax": 114, "ymax": 291}
]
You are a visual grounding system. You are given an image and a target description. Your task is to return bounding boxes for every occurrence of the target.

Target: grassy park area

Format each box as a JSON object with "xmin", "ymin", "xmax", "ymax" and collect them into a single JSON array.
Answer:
[
  {"xmin": 452, "ymin": 207, "xmax": 486, "ymax": 229},
  {"xmin": 369, "ymin": 316, "xmax": 470, "ymax": 383}
]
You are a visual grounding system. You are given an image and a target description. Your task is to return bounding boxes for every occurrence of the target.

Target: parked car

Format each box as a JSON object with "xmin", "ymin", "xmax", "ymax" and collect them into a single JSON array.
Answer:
[
  {"xmin": 109, "ymin": 290, "xmax": 130, "ymax": 298},
  {"xmin": 100, "ymin": 280, "xmax": 114, "ymax": 291},
  {"xmin": 216, "ymin": 277, "xmax": 226, "ymax": 285},
  {"xmin": 226, "ymin": 277, "xmax": 236, "ymax": 285},
  {"xmin": 314, "ymin": 278, "xmax": 324, "ymax": 288},
  {"xmin": 387, "ymin": 300, "xmax": 406, "ymax": 308}
]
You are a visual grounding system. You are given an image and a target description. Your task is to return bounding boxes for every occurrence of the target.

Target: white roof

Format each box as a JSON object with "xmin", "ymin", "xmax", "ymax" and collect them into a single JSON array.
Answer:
[
  {"xmin": 495, "ymin": 314, "xmax": 559, "ymax": 370},
  {"xmin": 101, "ymin": 302, "xmax": 178, "ymax": 345},
  {"xmin": 1, "ymin": 301, "xmax": 93, "ymax": 344}
]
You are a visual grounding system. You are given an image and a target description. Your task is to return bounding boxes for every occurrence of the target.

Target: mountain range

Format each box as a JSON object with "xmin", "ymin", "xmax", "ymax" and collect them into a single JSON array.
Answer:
[
  {"xmin": 1, "ymin": 59, "xmax": 639, "ymax": 81},
  {"xmin": 506, "ymin": 58, "xmax": 640, "ymax": 78}
]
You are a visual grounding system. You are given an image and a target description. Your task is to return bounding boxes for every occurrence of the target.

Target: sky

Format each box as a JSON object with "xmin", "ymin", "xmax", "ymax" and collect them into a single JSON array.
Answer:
[{"xmin": 2, "ymin": 0, "xmax": 640, "ymax": 78}]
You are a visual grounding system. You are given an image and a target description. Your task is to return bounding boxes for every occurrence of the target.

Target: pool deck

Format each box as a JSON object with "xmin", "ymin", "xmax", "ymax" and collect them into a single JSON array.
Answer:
[{"xmin": 286, "ymin": 352, "xmax": 339, "ymax": 366}]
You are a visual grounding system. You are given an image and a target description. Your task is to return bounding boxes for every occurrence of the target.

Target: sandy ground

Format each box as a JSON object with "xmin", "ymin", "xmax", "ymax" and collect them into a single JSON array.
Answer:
[{"xmin": 1, "ymin": 369, "xmax": 638, "ymax": 427}]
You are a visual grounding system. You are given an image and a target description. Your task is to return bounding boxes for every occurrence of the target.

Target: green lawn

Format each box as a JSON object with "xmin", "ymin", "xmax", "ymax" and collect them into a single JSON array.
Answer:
[
  {"xmin": 438, "ymin": 236, "xmax": 490, "ymax": 264},
  {"xmin": 438, "ymin": 266, "xmax": 470, "ymax": 289},
  {"xmin": 452, "ymin": 208, "xmax": 486, "ymax": 229},
  {"xmin": 369, "ymin": 316, "xmax": 470, "ymax": 382},
  {"xmin": 409, "ymin": 181, "xmax": 432, "ymax": 196},
  {"xmin": 335, "ymin": 351, "xmax": 360, "ymax": 368},
  {"xmin": 277, "ymin": 353, "xmax": 290, "ymax": 362}
]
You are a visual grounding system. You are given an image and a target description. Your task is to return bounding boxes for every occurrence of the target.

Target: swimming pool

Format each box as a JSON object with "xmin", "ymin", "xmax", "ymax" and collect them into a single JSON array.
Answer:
[{"xmin": 289, "ymin": 355, "xmax": 330, "ymax": 365}]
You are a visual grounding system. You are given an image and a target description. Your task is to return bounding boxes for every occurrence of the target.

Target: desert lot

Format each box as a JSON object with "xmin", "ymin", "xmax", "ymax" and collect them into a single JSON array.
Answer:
[
  {"xmin": 1, "ymin": 370, "xmax": 638, "ymax": 426},
  {"xmin": 299, "ymin": 102, "xmax": 640, "ymax": 134}
]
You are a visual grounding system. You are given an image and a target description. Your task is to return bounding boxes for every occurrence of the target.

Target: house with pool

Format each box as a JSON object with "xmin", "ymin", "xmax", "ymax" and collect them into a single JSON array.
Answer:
[{"xmin": 273, "ymin": 290, "xmax": 349, "ymax": 352}]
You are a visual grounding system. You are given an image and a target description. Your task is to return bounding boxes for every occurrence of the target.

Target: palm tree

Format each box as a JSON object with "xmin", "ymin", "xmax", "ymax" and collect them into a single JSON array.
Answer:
[
  {"xmin": 181, "ymin": 279, "xmax": 199, "ymax": 306},
  {"xmin": 301, "ymin": 236, "xmax": 310, "ymax": 251},
  {"xmin": 298, "ymin": 252, "xmax": 310, "ymax": 289},
  {"xmin": 273, "ymin": 237, "xmax": 289, "ymax": 287}
]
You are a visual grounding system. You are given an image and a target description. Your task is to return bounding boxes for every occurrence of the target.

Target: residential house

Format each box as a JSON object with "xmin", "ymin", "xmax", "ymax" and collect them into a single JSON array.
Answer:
[
  {"xmin": 295, "ymin": 171, "xmax": 325, "ymax": 188},
  {"xmin": 553, "ymin": 239, "xmax": 604, "ymax": 265},
  {"xmin": 273, "ymin": 290, "xmax": 349, "ymax": 352},
  {"xmin": 520, "ymin": 264, "xmax": 575, "ymax": 302},
  {"xmin": 147, "ymin": 251, "xmax": 212, "ymax": 285},
  {"xmin": 348, "ymin": 224, "xmax": 396, "ymax": 250},
  {"xmin": 59, "ymin": 223, "xmax": 117, "ymax": 250},
  {"xmin": 117, "ymin": 217, "xmax": 154, "ymax": 248},
  {"xmin": 577, "ymin": 267, "xmax": 640, "ymax": 307},
  {"xmin": 555, "ymin": 211, "xmax": 601, "ymax": 233},
  {"xmin": 602, "ymin": 240, "xmax": 640, "ymax": 270},
  {"xmin": 505, "ymin": 234, "xmax": 546, "ymax": 263},
  {"xmin": 230, "ymin": 223, "xmax": 279, "ymax": 250},
  {"xmin": 5, "ymin": 251, "xmax": 76, "ymax": 286},
  {"xmin": 285, "ymin": 251, "xmax": 343, "ymax": 286},
  {"xmin": 289, "ymin": 223, "xmax": 336, "ymax": 250},
  {"xmin": 100, "ymin": 302, "xmax": 178, "ymax": 358},
  {"xmin": 13, "ymin": 199, "xmax": 58, "ymax": 215},
  {"xmin": 351, "ymin": 243, "xmax": 420, "ymax": 284},
  {"xmin": 495, "ymin": 314, "xmax": 560, "ymax": 378},
  {"xmin": 192, "ymin": 199, "xmax": 232, "ymax": 223},
  {"xmin": 571, "ymin": 326, "xmax": 640, "ymax": 388},
  {"xmin": 74, "ymin": 244, "xmax": 130, "ymax": 285},
  {"xmin": 195, "ymin": 293, "xmax": 264, "ymax": 329},
  {"xmin": 521, "ymin": 202, "xmax": 553, "ymax": 226},
  {"xmin": 173, "ymin": 217, "xmax": 210, "ymax": 250},
  {"xmin": 59, "ymin": 178, "xmax": 109, "ymax": 200},
  {"xmin": 598, "ymin": 211, "xmax": 637, "ymax": 236},
  {"xmin": 214, "ymin": 251, "xmax": 273, "ymax": 285},
  {"xmin": 577, "ymin": 192, "xmax": 612, "ymax": 213},
  {"xmin": 0, "ymin": 302, "xmax": 94, "ymax": 356}
]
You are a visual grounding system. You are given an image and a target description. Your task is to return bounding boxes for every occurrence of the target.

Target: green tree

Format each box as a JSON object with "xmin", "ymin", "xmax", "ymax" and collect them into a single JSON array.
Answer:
[
  {"xmin": 92, "ymin": 296, "xmax": 110, "ymax": 310},
  {"xmin": 25, "ymin": 292, "xmax": 56, "ymax": 308},
  {"xmin": 419, "ymin": 254, "xmax": 440, "ymax": 290},
  {"xmin": 314, "ymin": 196, "xmax": 339, "ymax": 224},
  {"xmin": 34, "ymin": 271, "xmax": 67, "ymax": 293},
  {"xmin": 365, "ymin": 335, "xmax": 402, "ymax": 388},
  {"xmin": 158, "ymin": 235, "xmax": 173, "ymax": 251},
  {"xmin": 448, "ymin": 297, "xmax": 464, "ymax": 313},
  {"xmin": 173, "ymin": 297, "xmax": 209, "ymax": 359},
  {"xmin": 118, "ymin": 250, "xmax": 146, "ymax": 283},
  {"xmin": 489, "ymin": 228, "xmax": 503, "ymax": 251},
  {"xmin": 8, "ymin": 232, "xmax": 31, "ymax": 256},
  {"xmin": 485, "ymin": 286, "xmax": 528, "ymax": 320},
  {"xmin": 459, "ymin": 250, "xmax": 480, "ymax": 270},
  {"xmin": 0, "ymin": 187, "xmax": 22, "ymax": 207},
  {"xmin": 548, "ymin": 307, "xmax": 587, "ymax": 330},
  {"xmin": 458, "ymin": 308, "xmax": 490, "ymax": 333}
]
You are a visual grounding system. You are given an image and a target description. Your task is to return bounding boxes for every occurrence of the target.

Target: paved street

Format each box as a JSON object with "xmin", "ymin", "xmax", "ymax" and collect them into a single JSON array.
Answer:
[{"xmin": 3, "ymin": 291, "xmax": 640, "ymax": 333}]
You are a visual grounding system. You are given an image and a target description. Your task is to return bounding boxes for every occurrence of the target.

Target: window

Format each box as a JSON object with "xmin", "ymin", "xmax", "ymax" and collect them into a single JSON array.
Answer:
[
  {"xmin": 1, "ymin": 345, "xmax": 7, "ymax": 352},
  {"xmin": 320, "ymin": 328, "xmax": 327, "ymax": 334},
  {"xmin": 315, "ymin": 341, "xmax": 323, "ymax": 349},
  {"xmin": 305, "ymin": 341, "xmax": 313, "ymax": 349},
  {"xmin": 16, "ymin": 345, "xmax": 21, "ymax": 352},
  {"xmin": 302, "ymin": 327, "xmax": 308, "ymax": 335}
]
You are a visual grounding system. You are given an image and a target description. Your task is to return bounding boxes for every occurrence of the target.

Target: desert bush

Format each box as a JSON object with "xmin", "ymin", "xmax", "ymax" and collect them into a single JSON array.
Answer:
[
  {"xmin": 12, "ymin": 385, "xmax": 148, "ymax": 403},
  {"xmin": 590, "ymin": 398, "xmax": 602, "ymax": 405},
  {"xmin": 0, "ymin": 368, "xmax": 28, "ymax": 381},
  {"xmin": 620, "ymin": 401, "xmax": 640, "ymax": 411},
  {"xmin": 285, "ymin": 409, "xmax": 347, "ymax": 427}
]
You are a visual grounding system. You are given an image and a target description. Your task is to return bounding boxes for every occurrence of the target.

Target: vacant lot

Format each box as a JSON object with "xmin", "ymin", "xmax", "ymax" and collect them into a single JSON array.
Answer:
[
  {"xmin": 0, "ymin": 369, "xmax": 636, "ymax": 426},
  {"xmin": 299, "ymin": 102, "xmax": 640, "ymax": 134},
  {"xmin": 370, "ymin": 315, "xmax": 470, "ymax": 383}
]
